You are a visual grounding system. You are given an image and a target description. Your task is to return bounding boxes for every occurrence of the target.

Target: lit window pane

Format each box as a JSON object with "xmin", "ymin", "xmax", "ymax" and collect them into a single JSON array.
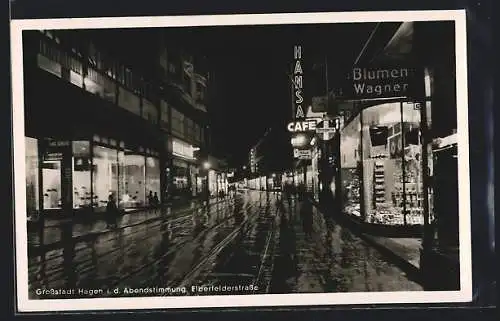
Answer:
[
  {"xmin": 122, "ymin": 152, "xmax": 146, "ymax": 208},
  {"xmin": 72, "ymin": 141, "xmax": 91, "ymax": 209},
  {"xmin": 145, "ymin": 156, "xmax": 161, "ymax": 205},
  {"xmin": 42, "ymin": 154, "xmax": 62, "ymax": 210},
  {"xmin": 25, "ymin": 137, "xmax": 40, "ymax": 215},
  {"xmin": 340, "ymin": 113, "xmax": 362, "ymax": 218},
  {"xmin": 92, "ymin": 145, "xmax": 119, "ymax": 210}
]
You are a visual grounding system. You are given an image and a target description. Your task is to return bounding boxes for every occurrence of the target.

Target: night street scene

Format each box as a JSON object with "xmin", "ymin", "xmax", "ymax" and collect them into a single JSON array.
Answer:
[{"xmin": 21, "ymin": 19, "xmax": 463, "ymax": 300}]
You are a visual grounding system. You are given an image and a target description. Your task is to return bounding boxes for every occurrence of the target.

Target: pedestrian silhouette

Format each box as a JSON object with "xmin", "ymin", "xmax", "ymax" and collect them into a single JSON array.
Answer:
[
  {"xmin": 153, "ymin": 192, "xmax": 159, "ymax": 207},
  {"xmin": 148, "ymin": 191, "xmax": 154, "ymax": 207},
  {"xmin": 105, "ymin": 194, "xmax": 119, "ymax": 229}
]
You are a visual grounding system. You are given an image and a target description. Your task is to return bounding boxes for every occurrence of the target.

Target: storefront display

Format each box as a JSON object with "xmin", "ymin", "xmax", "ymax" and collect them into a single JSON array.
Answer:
[
  {"xmin": 172, "ymin": 158, "xmax": 191, "ymax": 197},
  {"xmin": 25, "ymin": 137, "xmax": 40, "ymax": 216},
  {"xmin": 72, "ymin": 141, "xmax": 92, "ymax": 209},
  {"xmin": 25, "ymin": 136, "xmax": 162, "ymax": 214},
  {"xmin": 340, "ymin": 102, "xmax": 430, "ymax": 227},
  {"xmin": 208, "ymin": 170, "xmax": 217, "ymax": 196},
  {"xmin": 340, "ymin": 112, "xmax": 362, "ymax": 218}
]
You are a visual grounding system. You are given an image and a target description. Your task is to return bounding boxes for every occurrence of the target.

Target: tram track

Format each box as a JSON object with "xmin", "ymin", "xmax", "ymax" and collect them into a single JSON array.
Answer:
[
  {"xmin": 109, "ymin": 199, "xmax": 257, "ymax": 290},
  {"xmin": 181, "ymin": 195, "xmax": 281, "ymax": 294}
]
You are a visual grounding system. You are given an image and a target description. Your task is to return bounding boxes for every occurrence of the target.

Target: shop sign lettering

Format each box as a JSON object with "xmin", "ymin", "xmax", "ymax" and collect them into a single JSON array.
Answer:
[
  {"xmin": 293, "ymin": 45, "xmax": 305, "ymax": 119},
  {"xmin": 287, "ymin": 120, "xmax": 317, "ymax": 132},
  {"xmin": 48, "ymin": 140, "xmax": 70, "ymax": 147},
  {"xmin": 339, "ymin": 65, "xmax": 417, "ymax": 100},
  {"xmin": 293, "ymin": 149, "xmax": 312, "ymax": 159},
  {"xmin": 44, "ymin": 152, "xmax": 63, "ymax": 161}
]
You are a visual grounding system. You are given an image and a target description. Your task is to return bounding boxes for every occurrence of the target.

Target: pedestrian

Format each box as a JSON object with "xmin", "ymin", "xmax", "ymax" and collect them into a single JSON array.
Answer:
[
  {"xmin": 148, "ymin": 190, "xmax": 154, "ymax": 207},
  {"xmin": 153, "ymin": 192, "xmax": 160, "ymax": 207},
  {"xmin": 105, "ymin": 194, "xmax": 119, "ymax": 229}
]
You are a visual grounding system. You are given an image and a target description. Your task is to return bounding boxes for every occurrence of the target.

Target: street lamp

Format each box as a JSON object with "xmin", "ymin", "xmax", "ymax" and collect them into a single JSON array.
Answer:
[{"xmin": 203, "ymin": 161, "xmax": 211, "ymax": 204}]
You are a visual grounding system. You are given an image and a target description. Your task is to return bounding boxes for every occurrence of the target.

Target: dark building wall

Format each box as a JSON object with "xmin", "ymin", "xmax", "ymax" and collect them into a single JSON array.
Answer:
[{"xmin": 254, "ymin": 126, "xmax": 294, "ymax": 175}]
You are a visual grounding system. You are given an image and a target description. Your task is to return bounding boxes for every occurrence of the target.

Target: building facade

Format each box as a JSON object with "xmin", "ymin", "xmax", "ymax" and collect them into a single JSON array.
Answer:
[
  {"xmin": 333, "ymin": 21, "xmax": 460, "ymax": 290},
  {"xmin": 23, "ymin": 29, "xmax": 213, "ymax": 218}
]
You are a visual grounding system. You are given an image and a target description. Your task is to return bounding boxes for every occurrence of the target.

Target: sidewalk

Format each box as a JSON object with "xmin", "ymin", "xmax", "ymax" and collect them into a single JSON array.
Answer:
[
  {"xmin": 29, "ymin": 196, "xmax": 221, "ymax": 228},
  {"xmin": 271, "ymin": 198, "xmax": 423, "ymax": 293},
  {"xmin": 308, "ymin": 197, "xmax": 422, "ymax": 280},
  {"xmin": 27, "ymin": 196, "xmax": 231, "ymax": 250}
]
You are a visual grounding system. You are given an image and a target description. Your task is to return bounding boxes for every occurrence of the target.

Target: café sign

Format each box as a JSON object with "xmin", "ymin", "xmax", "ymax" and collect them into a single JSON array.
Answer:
[{"xmin": 287, "ymin": 119, "xmax": 318, "ymax": 132}]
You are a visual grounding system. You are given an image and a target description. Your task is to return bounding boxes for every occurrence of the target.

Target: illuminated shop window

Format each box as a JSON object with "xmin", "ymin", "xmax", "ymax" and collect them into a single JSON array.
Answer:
[
  {"xmin": 145, "ymin": 156, "xmax": 161, "ymax": 205},
  {"xmin": 92, "ymin": 145, "xmax": 119, "ymax": 209},
  {"xmin": 25, "ymin": 137, "xmax": 40, "ymax": 215},
  {"xmin": 360, "ymin": 102, "xmax": 425, "ymax": 226},
  {"xmin": 41, "ymin": 151, "xmax": 62, "ymax": 210},
  {"xmin": 122, "ymin": 151, "xmax": 146, "ymax": 208},
  {"xmin": 72, "ymin": 141, "xmax": 92, "ymax": 209},
  {"xmin": 340, "ymin": 113, "xmax": 362, "ymax": 218}
]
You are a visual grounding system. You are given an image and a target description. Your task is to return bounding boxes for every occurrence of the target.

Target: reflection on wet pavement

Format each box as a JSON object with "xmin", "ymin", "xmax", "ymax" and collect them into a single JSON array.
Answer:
[{"xmin": 28, "ymin": 190, "xmax": 422, "ymax": 299}]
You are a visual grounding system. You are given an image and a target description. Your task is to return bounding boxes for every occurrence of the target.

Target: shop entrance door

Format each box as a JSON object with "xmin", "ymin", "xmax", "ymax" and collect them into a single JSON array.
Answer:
[
  {"xmin": 42, "ymin": 141, "xmax": 73, "ymax": 215},
  {"xmin": 41, "ymin": 155, "xmax": 62, "ymax": 211}
]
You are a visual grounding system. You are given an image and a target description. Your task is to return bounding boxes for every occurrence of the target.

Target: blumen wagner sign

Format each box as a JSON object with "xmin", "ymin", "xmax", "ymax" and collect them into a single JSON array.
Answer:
[{"xmin": 341, "ymin": 66, "xmax": 418, "ymax": 100}]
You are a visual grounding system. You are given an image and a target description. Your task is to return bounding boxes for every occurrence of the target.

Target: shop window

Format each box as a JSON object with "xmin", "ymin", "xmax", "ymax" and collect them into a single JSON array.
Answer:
[
  {"xmin": 92, "ymin": 145, "xmax": 119, "ymax": 210},
  {"xmin": 145, "ymin": 156, "xmax": 161, "ymax": 205},
  {"xmin": 25, "ymin": 137, "xmax": 40, "ymax": 215},
  {"xmin": 122, "ymin": 152, "xmax": 146, "ymax": 208},
  {"xmin": 208, "ymin": 170, "xmax": 217, "ymax": 197},
  {"xmin": 358, "ymin": 102, "xmax": 425, "ymax": 226},
  {"xmin": 72, "ymin": 141, "xmax": 92, "ymax": 209},
  {"xmin": 172, "ymin": 160, "xmax": 190, "ymax": 197},
  {"xmin": 117, "ymin": 150, "xmax": 126, "ymax": 208},
  {"xmin": 42, "ymin": 152, "xmax": 62, "ymax": 210},
  {"xmin": 340, "ymin": 113, "xmax": 362, "ymax": 218}
]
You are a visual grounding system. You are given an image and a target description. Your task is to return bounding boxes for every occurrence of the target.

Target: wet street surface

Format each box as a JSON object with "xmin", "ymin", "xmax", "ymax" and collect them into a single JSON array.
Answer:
[{"xmin": 27, "ymin": 190, "xmax": 422, "ymax": 299}]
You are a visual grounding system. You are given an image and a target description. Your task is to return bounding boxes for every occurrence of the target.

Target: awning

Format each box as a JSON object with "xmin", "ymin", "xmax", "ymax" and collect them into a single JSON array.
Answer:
[{"xmin": 373, "ymin": 22, "xmax": 414, "ymax": 64}]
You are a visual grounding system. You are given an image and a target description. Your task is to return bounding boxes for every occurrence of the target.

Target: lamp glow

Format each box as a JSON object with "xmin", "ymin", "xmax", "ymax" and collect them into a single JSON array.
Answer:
[{"xmin": 203, "ymin": 161, "xmax": 211, "ymax": 170}]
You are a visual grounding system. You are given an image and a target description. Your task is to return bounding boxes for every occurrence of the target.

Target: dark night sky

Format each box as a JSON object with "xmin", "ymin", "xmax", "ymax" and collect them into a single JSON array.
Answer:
[{"xmin": 167, "ymin": 23, "xmax": 376, "ymax": 165}]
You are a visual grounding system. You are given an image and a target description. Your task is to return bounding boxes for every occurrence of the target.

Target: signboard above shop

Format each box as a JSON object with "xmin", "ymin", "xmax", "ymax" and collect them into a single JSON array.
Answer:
[
  {"xmin": 293, "ymin": 149, "xmax": 312, "ymax": 160},
  {"xmin": 287, "ymin": 119, "xmax": 318, "ymax": 132},
  {"xmin": 338, "ymin": 65, "xmax": 418, "ymax": 100},
  {"xmin": 316, "ymin": 117, "xmax": 341, "ymax": 141}
]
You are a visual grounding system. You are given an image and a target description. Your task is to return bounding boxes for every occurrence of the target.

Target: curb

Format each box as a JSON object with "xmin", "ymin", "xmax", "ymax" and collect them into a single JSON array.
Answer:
[
  {"xmin": 29, "ymin": 197, "xmax": 231, "ymax": 228},
  {"xmin": 308, "ymin": 197, "xmax": 423, "ymax": 285},
  {"xmin": 27, "ymin": 197, "xmax": 236, "ymax": 254}
]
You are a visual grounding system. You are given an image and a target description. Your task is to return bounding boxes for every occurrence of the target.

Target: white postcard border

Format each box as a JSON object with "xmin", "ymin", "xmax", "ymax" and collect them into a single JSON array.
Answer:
[{"xmin": 11, "ymin": 10, "xmax": 472, "ymax": 312}]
